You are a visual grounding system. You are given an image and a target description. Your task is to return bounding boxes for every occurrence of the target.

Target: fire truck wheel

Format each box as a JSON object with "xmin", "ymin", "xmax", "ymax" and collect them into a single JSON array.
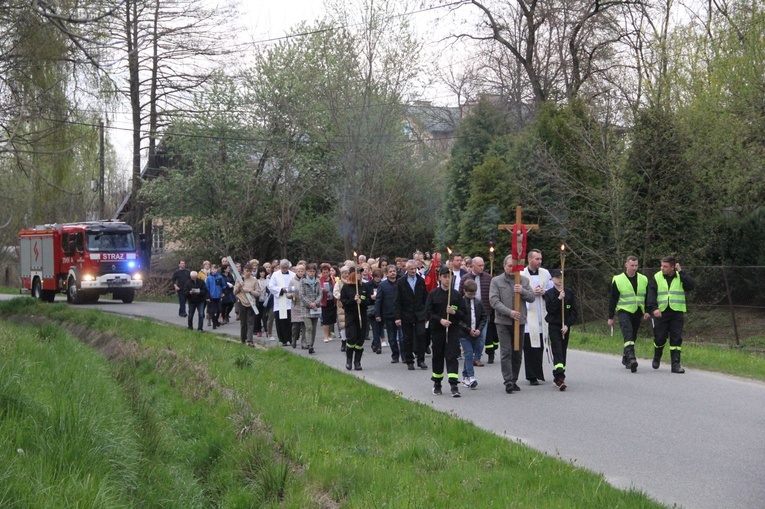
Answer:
[
  {"xmin": 120, "ymin": 289, "xmax": 135, "ymax": 304},
  {"xmin": 67, "ymin": 276, "xmax": 84, "ymax": 304},
  {"xmin": 32, "ymin": 278, "xmax": 43, "ymax": 300}
]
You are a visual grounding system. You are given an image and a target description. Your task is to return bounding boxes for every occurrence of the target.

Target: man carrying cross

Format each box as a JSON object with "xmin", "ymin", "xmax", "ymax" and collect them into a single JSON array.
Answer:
[{"xmin": 490, "ymin": 254, "xmax": 535, "ymax": 393}]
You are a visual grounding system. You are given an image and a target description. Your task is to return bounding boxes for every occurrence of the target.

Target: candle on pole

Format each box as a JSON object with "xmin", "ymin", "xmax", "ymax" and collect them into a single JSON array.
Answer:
[
  {"xmin": 353, "ymin": 251, "xmax": 362, "ymax": 324},
  {"xmin": 446, "ymin": 247, "xmax": 453, "ymax": 315},
  {"xmin": 560, "ymin": 244, "xmax": 566, "ymax": 326},
  {"xmin": 489, "ymin": 241, "xmax": 495, "ymax": 277}
]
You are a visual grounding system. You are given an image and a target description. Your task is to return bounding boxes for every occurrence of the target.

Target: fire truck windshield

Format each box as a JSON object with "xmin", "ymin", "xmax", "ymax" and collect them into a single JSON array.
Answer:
[{"xmin": 87, "ymin": 231, "xmax": 135, "ymax": 252}]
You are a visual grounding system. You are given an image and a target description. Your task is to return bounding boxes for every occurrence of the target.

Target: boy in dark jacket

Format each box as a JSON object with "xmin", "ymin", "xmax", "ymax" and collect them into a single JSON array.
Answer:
[
  {"xmin": 543, "ymin": 269, "xmax": 579, "ymax": 391},
  {"xmin": 460, "ymin": 279, "xmax": 487, "ymax": 389},
  {"xmin": 425, "ymin": 266, "xmax": 468, "ymax": 397},
  {"xmin": 185, "ymin": 271, "xmax": 209, "ymax": 332}
]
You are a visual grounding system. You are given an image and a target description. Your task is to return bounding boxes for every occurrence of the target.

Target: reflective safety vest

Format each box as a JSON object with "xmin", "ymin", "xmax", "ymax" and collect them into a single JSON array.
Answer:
[
  {"xmin": 654, "ymin": 271, "xmax": 686, "ymax": 312},
  {"xmin": 613, "ymin": 273, "xmax": 648, "ymax": 313}
]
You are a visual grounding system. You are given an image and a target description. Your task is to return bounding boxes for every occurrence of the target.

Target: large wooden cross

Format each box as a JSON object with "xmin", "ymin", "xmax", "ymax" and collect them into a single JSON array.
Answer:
[{"xmin": 498, "ymin": 206, "xmax": 539, "ymax": 350}]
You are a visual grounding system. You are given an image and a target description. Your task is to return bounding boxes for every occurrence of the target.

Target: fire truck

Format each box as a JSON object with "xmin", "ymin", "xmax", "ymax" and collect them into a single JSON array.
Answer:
[{"xmin": 19, "ymin": 221, "xmax": 143, "ymax": 304}]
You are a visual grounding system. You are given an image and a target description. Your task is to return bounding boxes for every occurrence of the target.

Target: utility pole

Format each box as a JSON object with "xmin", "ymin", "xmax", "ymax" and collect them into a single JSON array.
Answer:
[{"xmin": 99, "ymin": 118, "xmax": 105, "ymax": 219}]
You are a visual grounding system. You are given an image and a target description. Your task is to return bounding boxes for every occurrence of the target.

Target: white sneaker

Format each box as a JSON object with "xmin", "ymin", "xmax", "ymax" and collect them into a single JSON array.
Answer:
[
  {"xmin": 469, "ymin": 377, "xmax": 478, "ymax": 389},
  {"xmin": 381, "ymin": 342, "xmax": 388, "ymax": 347},
  {"xmin": 461, "ymin": 377, "xmax": 472, "ymax": 388}
]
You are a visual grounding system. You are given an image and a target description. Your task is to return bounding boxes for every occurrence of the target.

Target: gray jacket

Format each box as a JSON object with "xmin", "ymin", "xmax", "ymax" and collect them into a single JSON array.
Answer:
[{"xmin": 489, "ymin": 272, "xmax": 535, "ymax": 325}]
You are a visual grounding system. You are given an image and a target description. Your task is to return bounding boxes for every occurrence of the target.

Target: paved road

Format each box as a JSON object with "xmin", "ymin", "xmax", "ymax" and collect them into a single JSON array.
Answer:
[{"xmin": 6, "ymin": 295, "xmax": 765, "ymax": 509}]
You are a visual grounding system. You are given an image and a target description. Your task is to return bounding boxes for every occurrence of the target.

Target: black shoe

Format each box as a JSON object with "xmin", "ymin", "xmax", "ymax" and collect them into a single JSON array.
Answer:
[
  {"xmin": 212, "ymin": 326, "xmax": 218, "ymax": 330},
  {"xmin": 652, "ymin": 348, "xmax": 663, "ymax": 369},
  {"xmin": 417, "ymin": 362, "xmax": 428, "ymax": 370},
  {"xmin": 512, "ymin": 382, "xmax": 521, "ymax": 392},
  {"xmin": 407, "ymin": 364, "xmax": 415, "ymax": 371},
  {"xmin": 341, "ymin": 341, "xmax": 347, "ymax": 352},
  {"xmin": 432, "ymin": 385, "xmax": 442, "ymax": 395},
  {"xmin": 505, "ymin": 384, "xmax": 514, "ymax": 394},
  {"xmin": 529, "ymin": 378, "xmax": 540, "ymax": 386},
  {"xmin": 451, "ymin": 385, "xmax": 461, "ymax": 398},
  {"xmin": 671, "ymin": 350, "xmax": 685, "ymax": 373},
  {"xmin": 487, "ymin": 352, "xmax": 494, "ymax": 364},
  {"xmin": 391, "ymin": 358, "xmax": 400, "ymax": 364},
  {"xmin": 308, "ymin": 347, "xmax": 315, "ymax": 354},
  {"xmin": 629, "ymin": 359, "xmax": 638, "ymax": 373},
  {"xmin": 375, "ymin": 349, "xmax": 381, "ymax": 354},
  {"xmin": 425, "ymin": 346, "xmax": 432, "ymax": 355}
]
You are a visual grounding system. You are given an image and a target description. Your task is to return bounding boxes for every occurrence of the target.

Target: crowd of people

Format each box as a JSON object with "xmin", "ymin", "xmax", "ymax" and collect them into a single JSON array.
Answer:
[{"xmin": 170, "ymin": 250, "xmax": 695, "ymax": 397}]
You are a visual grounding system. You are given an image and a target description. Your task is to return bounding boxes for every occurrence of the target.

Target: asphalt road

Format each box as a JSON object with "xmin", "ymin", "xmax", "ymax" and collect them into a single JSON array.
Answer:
[{"xmin": 6, "ymin": 294, "xmax": 764, "ymax": 509}]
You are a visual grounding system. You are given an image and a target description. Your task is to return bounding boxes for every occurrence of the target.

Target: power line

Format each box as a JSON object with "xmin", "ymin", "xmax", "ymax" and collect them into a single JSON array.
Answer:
[{"xmin": 245, "ymin": 1, "xmax": 471, "ymax": 46}]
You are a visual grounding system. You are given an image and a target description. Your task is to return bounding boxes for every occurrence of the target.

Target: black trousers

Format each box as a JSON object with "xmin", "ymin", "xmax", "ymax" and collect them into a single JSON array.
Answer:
[
  {"xmin": 208, "ymin": 298, "xmax": 220, "ymax": 327},
  {"xmin": 523, "ymin": 333, "xmax": 546, "ymax": 381},
  {"xmin": 653, "ymin": 311, "xmax": 684, "ymax": 348},
  {"xmin": 548, "ymin": 324, "xmax": 570, "ymax": 380},
  {"xmin": 346, "ymin": 313, "xmax": 369, "ymax": 351},
  {"xmin": 401, "ymin": 320, "xmax": 425, "ymax": 365},
  {"xmin": 275, "ymin": 309, "xmax": 292, "ymax": 344},
  {"xmin": 187, "ymin": 300, "xmax": 205, "ymax": 330},
  {"xmin": 618, "ymin": 311, "xmax": 643, "ymax": 343},
  {"xmin": 430, "ymin": 327, "xmax": 460, "ymax": 386}
]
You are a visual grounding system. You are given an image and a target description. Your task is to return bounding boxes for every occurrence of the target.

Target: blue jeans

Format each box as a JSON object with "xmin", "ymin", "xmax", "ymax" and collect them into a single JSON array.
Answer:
[
  {"xmin": 460, "ymin": 335, "xmax": 480, "ymax": 378},
  {"xmin": 383, "ymin": 319, "xmax": 404, "ymax": 361},
  {"xmin": 473, "ymin": 320, "xmax": 488, "ymax": 362},
  {"xmin": 188, "ymin": 301, "xmax": 205, "ymax": 330},
  {"xmin": 370, "ymin": 316, "xmax": 384, "ymax": 351}
]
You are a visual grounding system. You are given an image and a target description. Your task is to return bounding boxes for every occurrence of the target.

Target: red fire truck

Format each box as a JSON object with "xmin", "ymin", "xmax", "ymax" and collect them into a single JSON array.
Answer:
[{"xmin": 19, "ymin": 221, "xmax": 143, "ymax": 304}]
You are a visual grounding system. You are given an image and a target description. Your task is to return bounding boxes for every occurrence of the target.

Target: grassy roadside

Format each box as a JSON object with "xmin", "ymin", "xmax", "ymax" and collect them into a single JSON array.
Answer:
[
  {"xmin": 570, "ymin": 316, "xmax": 765, "ymax": 382},
  {"xmin": 0, "ymin": 284, "xmax": 175, "ymax": 302},
  {"xmin": 0, "ymin": 298, "xmax": 664, "ymax": 508}
]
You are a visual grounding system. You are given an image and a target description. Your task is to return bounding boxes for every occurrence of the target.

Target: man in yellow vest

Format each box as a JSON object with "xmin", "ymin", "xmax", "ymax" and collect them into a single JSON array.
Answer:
[
  {"xmin": 646, "ymin": 256, "xmax": 696, "ymax": 373},
  {"xmin": 608, "ymin": 256, "xmax": 649, "ymax": 373}
]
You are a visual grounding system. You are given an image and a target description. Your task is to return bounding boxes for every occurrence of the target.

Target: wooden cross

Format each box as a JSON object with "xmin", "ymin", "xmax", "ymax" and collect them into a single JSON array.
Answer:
[{"xmin": 498, "ymin": 206, "xmax": 539, "ymax": 350}]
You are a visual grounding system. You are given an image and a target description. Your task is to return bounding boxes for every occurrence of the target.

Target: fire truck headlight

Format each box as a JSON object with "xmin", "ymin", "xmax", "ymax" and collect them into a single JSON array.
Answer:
[
  {"xmin": 82, "ymin": 274, "xmax": 95, "ymax": 282},
  {"xmin": 132, "ymin": 273, "xmax": 142, "ymax": 281}
]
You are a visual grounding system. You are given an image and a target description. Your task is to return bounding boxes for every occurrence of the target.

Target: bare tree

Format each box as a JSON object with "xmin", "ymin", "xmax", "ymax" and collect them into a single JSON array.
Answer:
[{"xmin": 457, "ymin": 0, "xmax": 644, "ymax": 104}]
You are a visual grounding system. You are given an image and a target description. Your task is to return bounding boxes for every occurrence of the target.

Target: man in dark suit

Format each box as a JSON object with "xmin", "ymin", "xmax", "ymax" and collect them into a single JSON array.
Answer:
[
  {"xmin": 451, "ymin": 252, "xmax": 467, "ymax": 292},
  {"xmin": 394, "ymin": 259, "xmax": 429, "ymax": 370}
]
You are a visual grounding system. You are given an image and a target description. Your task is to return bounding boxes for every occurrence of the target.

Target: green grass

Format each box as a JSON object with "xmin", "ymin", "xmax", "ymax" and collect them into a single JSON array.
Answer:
[
  {"xmin": 0, "ymin": 298, "xmax": 664, "ymax": 508},
  {"xmin": 571, "ymin": 315, "xmax": 765, "ymax": 381},
  {"xmin": 0, "ymin": 285, "xmax": 20, "ymax": 295}
]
